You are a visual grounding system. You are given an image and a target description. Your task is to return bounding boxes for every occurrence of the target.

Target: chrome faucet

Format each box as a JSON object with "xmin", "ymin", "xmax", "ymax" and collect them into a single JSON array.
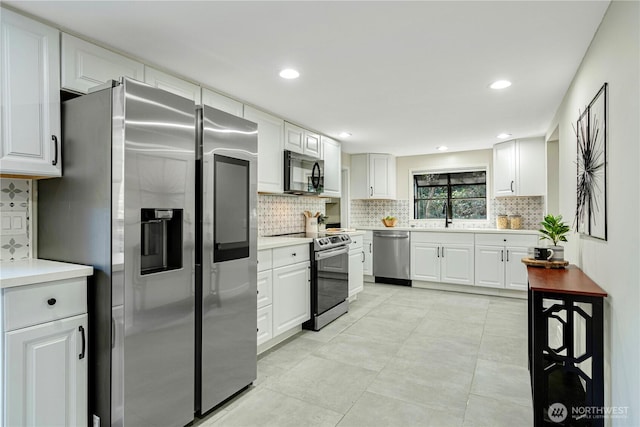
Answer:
[{"xmin": 443, "ymin": 202, "xmax": 452, "ymax": 228}]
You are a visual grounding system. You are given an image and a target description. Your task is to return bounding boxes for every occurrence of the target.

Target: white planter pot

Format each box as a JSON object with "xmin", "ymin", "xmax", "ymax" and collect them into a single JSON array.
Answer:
[{"xmin": 549, "ymin": 246, "xmax": 564, "ymax": 261}]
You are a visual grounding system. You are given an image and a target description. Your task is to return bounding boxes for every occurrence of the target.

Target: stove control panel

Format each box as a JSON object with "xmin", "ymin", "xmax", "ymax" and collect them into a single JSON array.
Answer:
[{"xmin": 314, "ymin": 233, "xmax": 352, "ymax": 251}]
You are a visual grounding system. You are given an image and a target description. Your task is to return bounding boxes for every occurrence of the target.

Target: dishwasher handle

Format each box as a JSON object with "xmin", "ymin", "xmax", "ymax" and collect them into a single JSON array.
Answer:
[{"xmin": 373, "ymin": 232, "xmax": 410, "ymax": 239}]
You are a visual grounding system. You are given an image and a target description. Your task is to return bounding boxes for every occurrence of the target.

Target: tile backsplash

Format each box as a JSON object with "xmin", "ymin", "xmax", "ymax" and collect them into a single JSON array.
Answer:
[
  {"xmin": 258, "ymin": 194, "xmax": 327, "ymax": 236},
  {"xmin": 350, "ymin": 196, "xmax": 544, "ymax": 230},
  {"xmin": 0, "ymin": 178, "xmax": 32, "ymax": 261}
]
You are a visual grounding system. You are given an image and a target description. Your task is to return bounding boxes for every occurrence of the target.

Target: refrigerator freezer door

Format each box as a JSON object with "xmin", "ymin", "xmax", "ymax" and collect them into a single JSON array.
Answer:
[
  {"xmin": 120, "ymin": 78, "xmax": 196, "ymax": 427},
  {"xmin": 200, "ymin": 105, "xmax": 258, "ymax": 413}
]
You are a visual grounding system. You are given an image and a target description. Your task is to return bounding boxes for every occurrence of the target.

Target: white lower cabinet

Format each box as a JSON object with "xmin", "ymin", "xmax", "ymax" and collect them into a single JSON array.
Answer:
[
  {"xmin": 348, "ymin": 237, "xmax": 364, "ymax": 297},
  {"xmin": 257, "ymin": 247, "xmax": 310, "ymax": 350},
  {"xmin": 272, "ymin": 262, "xmax": 310, "ymax": 335},
  {"xmin": 475, "ymin": 233, "xmax": 538, "ymax": 290},
  {"xmin": 5, "ymin": 314, "xmax": 88, "ymax": 427},
  {"xmin": 2, "ymin": 276, "xmax": 89, "ymax": 427},
  {"xmin": 411, "ymin": 232, "xmax": 474, "ymax": 286},
  {"xmin": 256, "ymin": 305, "xmax": 273, "ymax": 346}
]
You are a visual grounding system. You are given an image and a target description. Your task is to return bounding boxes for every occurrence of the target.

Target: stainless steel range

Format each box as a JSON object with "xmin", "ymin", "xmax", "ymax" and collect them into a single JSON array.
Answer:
[{"xmin": 304, "ymin": 233, "xmax": 352, "ymax": 331}]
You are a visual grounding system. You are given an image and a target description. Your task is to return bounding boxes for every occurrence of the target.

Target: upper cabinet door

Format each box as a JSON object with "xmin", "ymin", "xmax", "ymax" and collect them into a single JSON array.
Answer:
[
  {"xmin": 493, "ymin": 138, "xmax": 545, "ymax": 197},
  {"xmin": 201, "ymin": 88, "xmax": 243, "ymax": 117},
  {"xmin": 61, "ymin": 33, "xmax": 144, "ymax": 93},
  {"xmin": 369, "ymin": 154, "xmax": 396, "ymax": 199},
  {"xmin": 493, "ymin": 140, "xmax": 516, "ymax": 196},
  {"xmin": 284, "ymin": 122, "xmax": 304, "ymax": 154},
  {"xmin": 243, "ymin": 106, "xmax": 284, "ymax": 193},
  {"xmin": 144, "ymin": 66, "xmax": 201, "ymax": 103},
  {"xmin": 0, "ymin": 9, "xmax": 61, "ymax": 178},
  {"xmin": 321, "ymin": 136, "xmax": 341, "ymax": 197},
  {"xmin": 303, "ymin": 131, "xmax": 320, "ymax": 158}
]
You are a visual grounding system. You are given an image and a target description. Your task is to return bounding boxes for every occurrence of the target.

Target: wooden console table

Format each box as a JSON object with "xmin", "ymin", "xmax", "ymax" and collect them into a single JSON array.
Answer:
[{"xmin": 527, "ymin": 265, "xmax": 607, "ymax": 427}]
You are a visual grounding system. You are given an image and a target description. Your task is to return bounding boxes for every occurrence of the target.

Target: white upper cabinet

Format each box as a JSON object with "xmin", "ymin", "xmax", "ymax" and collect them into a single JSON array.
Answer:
[
  {"xmin": 284, "ymin": 122, "xmax": 320, "ymax": 158},
  {"xmin": 243, "ymin": 106, "xmax": 284, "ymax": 193},
  {"xmin": 201, "ymin": 88, "xmax": 243, "ymax": 117},
  {"xmin": 350, "ymin": 153, "xmax": 396, "ymax": 199},
  {"xmin": 0, "ymin": 9, "xmax": 61, "ymax": 178},
  {"xmin": 321, "ymin": 136, "xmax": 341, "ymax": 197},
  {"xmin": 144, "ymin": 66, "xmax": 201, "ymax": 103},
  {"xmin": 61, "ymin": 33, "xmax": 144, "ymax": 93},
  {"xmin": 493, "ymin": 138, "xmax": 545, "ymax": 197}
]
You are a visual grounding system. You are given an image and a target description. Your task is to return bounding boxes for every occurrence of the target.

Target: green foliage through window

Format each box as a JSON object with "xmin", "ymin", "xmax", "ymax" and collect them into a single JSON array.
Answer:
[{"xmin": 413, "ymin": 171, "xmax": 487, "ymax": 220}]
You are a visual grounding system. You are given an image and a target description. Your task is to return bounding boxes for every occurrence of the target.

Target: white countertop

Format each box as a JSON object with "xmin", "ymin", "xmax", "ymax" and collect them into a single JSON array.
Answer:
[
  {"xmin": 0, "ymin": 259, "xmax": 93, "ymax": 289},
  {"xmin": 356, "ymin": 226, "xmax": 538, "ymax": 235},
  {"xmin": 258, "ymin": 230, "xmax": 366, "ymax": 251}
]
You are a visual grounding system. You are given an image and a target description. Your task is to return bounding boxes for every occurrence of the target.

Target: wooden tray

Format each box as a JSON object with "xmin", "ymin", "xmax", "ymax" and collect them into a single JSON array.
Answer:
[{"xmin": 521, "ymin": 257, "xmax": 569, "ymax": 269}]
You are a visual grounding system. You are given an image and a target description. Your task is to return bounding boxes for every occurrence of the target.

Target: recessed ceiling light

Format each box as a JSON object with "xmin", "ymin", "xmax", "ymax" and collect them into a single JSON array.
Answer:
[
  {"xmin": 339, "ymin": 132, "xmax": 352, "ymax": 138},
  {"xmin": 489, "ymin": 80, "xmax": 512, "ymax": 90},
  {"xmin": 497, "ymin": 133, "xmax": 512, "ymax": 139},
  {"xmin": 436, "ymin": 146, "xmax": 448, "ymax": 151},
  {"xmin": 279, "ymin": 68, "xmax": 300, "ymax": 79}
]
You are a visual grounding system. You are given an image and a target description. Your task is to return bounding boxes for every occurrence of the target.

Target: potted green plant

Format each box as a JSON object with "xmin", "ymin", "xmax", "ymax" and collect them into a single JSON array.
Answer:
[
  {"xmin": 317, "ymin": 214, "xmax": 328, "ymax": 232},
  {"xmin": 538, "ymin": 214, "xmax": 570, "ymax": 261}
]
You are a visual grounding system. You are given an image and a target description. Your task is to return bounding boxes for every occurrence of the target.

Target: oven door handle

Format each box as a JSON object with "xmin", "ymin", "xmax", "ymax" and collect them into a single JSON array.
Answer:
[{"xmin": 315, "ymin": 246, "xmax": 349, "ymax": 261}]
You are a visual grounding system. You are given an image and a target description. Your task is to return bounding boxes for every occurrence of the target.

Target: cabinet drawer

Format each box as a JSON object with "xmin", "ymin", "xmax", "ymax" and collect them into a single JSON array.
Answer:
[
  {"xmin": 475, "ymin": 233, "xmax": 538, "ymax": 247},
  {"xmin": 349, "ymin": 237, "xmax": 363, "ymax": 251},
  {"xmin": 272, "ymin": 244, "xmax": 310, "ymax": 269},
  {"xmin": 257, "ymin": 270, "xmax": 273, "ymax": 309},
  {"xmin": 257, "ymin": 305, "xmax": 273, "ymax": 346},
  {"xmin": 258, "ymin": 249, "xmax": 272, "ymax": 272},
  {"xmin": 412, "ymin": 231, "xmax": 474, "ymax": 245},
  {"xmin": 3, "ymin": 278, "xmax": 87, "ymax": 331}
]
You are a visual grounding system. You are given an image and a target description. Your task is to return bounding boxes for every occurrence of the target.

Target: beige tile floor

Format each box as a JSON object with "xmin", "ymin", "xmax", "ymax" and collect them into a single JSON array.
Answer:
[{"xmin": 195, "ymin": 282, "xmax": 533, "ymax": 427}]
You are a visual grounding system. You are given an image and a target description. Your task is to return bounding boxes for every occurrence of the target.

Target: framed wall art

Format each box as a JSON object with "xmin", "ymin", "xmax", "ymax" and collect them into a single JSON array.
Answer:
[{"xmin": 575, "ymin": 82, "xmax": 607, "ymax": 240}]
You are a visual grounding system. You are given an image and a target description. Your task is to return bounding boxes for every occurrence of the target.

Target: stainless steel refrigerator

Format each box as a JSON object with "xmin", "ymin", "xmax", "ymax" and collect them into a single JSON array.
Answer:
[
  {"xmin": 195, "ymin": 105, "xmax": 258, "ymax": 415},
  {"xmin": 38, "ymin": 78, "xmax": 196, "ymax": 427},
  {"xmin": 39, "ymin": 78, "xmax": 258, "ymax": 426}
]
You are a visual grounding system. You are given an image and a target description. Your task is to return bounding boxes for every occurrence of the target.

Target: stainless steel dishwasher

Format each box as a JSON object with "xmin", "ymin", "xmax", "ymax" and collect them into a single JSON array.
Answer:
[{"xmin": 373, "ymin": 230, "xmax": 411, "ymax": 286}]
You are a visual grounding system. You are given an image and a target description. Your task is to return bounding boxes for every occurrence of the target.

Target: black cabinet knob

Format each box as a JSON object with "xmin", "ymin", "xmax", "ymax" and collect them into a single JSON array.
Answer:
[{"xmin": 47, "ymin": 298, "xmax": 57, "ymax": 306}]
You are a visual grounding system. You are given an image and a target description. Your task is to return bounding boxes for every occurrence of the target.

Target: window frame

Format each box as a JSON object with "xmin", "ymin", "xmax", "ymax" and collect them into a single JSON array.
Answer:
[{"xmin": 409, "ymin": 166, "xmax": 490, "ymax": 222}]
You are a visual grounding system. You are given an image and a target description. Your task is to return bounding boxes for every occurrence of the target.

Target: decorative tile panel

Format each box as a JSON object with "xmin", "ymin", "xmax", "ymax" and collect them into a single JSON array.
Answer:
[
  {"xmin": 258, "ymin": 195, "xmax": 327, "ymax": 236},
  {"xmin": 350, "ymin": 196, "xmax": 544, "ymax": 230},
  {"xmin": 0, "ymin": 178, "xmax": 32, "ymax": 261}
]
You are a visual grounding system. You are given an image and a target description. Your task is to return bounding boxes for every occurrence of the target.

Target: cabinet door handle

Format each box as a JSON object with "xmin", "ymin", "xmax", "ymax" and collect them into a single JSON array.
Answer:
[
  {"xmin": 510, "ymin": 180, "xmax": 514, "ymax": 192},
  {"xmin": 369, "ymin": 243, "xmax": 372, "ymax": 253},
  {"xmin": 79, "ymin": 325, "xmax": 86, "ymax": 360},
  {"xmin": 370, "ymin": 186, "xmax": 373, "ymax": 197},
  {"xmin": 441, "ymin": 247, "xmax": 445, "ymax": 258},
  {"xmin": 292, "ymin": 253, "xmax": 297, "ymax": 257},
  {"xmin": 51, "ymin": 135, "xmax": 59, "ymax": 166},
  {"xmin": 506, "ymin": 250, "xmax": 510, "ymax": 262},
  {"xmin": 501, "ymin": 250, "xmax": 504, "ymax": 262},
  {"xmin": 437, "ymin": 247, "xmax": 440, "ymax": 258},
  {"xmin": 361, "ymin": 251, "xmax": 365, "ymax": 263},
  {"xmin": 47, "ymin": 298, "xmax": 57, "ymax": 306}
]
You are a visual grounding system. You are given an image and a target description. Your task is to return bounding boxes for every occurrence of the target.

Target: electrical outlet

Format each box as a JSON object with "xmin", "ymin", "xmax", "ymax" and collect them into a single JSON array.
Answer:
[{"xmin": 93, "ymin": 414, "xmax": 100, "ymax": 427}]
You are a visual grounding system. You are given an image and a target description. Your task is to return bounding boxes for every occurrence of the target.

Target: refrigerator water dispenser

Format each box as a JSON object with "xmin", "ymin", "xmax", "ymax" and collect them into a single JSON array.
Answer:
[{"xmin": 140, "ymin": 208, "xmax": 183, "ymax": 274}]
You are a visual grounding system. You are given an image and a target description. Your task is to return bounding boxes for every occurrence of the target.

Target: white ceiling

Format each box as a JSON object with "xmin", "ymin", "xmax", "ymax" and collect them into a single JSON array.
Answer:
[{"xmin": 5, "ymin": 1, "xmax": 610, "ymax": 156}]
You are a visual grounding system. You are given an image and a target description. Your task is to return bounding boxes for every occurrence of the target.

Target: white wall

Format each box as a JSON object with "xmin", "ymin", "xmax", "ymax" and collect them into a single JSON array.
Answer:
[
  {"xmin": 546, "ymin": 1, "xmax": 639, "ymax": 424},
  {"xmin": 395, "ymin": 149, "xmax": 493, "ymax": 200}
]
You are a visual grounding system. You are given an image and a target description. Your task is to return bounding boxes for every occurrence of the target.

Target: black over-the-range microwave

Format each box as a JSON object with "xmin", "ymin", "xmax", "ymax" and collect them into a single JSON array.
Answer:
[{"xmin": 283, "ymin": 150, "xmax": 324, "ymax": 195}]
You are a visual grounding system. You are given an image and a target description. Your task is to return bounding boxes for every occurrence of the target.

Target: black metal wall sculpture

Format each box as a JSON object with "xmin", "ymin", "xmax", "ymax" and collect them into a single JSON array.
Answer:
[{"xmin": 575, "ymin": 83, "xmax": 607, "ymax": 241}]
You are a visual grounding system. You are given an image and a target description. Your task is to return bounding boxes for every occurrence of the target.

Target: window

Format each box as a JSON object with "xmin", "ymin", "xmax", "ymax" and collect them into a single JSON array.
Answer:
[{"xmin": 413, "ymin": 170, "xmax": 487, "ymax": 220}]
